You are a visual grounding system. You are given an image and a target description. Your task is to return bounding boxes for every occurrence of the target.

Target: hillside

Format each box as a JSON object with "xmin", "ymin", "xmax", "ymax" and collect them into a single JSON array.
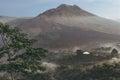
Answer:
[{"xmin": 0, "ymin": 16, "xmax": 17, "ymax": 23}]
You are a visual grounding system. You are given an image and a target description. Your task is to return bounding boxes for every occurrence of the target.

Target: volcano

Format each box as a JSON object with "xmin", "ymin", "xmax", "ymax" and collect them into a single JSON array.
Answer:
[{"xmin": 9, "ymin": 4, "xmax": 120, "ymax": 51}]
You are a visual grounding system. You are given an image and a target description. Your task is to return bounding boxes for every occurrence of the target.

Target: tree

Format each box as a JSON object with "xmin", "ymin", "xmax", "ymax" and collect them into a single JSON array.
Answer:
[
  {"xmin": 111, "ymin": 48, "xmax": 118, "ymax": 57},
  {"xmin": 76, "ymin": 49, "xmax": 84, "ymax": 55},
  {"xmin": 0, "ymin": 23, "xmax": 47, "ymax": 80}
]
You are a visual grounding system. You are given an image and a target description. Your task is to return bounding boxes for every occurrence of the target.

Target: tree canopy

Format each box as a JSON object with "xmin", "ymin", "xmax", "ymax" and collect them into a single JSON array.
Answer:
[{"xmin": 0, "ymin": 23, "xmax": 47, "ymax": 80}]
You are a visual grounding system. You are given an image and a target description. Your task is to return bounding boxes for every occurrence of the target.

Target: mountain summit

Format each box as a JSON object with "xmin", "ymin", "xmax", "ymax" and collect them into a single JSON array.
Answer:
[{"xmin": 40, "ymin": 4, "xmax": 94, "ymax": 17}]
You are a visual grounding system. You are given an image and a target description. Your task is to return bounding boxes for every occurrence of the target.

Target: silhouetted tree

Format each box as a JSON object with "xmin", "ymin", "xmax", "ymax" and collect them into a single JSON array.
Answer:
[
  {"xmin": 76, "ymin": 49, "xmax": 84, "ymax": 55},
  {"xmin": 111, "ymin": 48, "xmax": 118, "ymax": 57}
]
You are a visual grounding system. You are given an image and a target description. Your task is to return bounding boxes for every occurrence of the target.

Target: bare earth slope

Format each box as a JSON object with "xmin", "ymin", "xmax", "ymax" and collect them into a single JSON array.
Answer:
[{"xmin": 10, "ymin": 4, "xmax": 120, "ymax": 51}]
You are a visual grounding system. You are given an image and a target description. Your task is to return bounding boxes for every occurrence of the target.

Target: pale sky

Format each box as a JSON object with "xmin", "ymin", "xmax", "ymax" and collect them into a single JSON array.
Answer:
[{"xmin": 0, "ymin": 0, "xmax": 120, "ymax": 20}]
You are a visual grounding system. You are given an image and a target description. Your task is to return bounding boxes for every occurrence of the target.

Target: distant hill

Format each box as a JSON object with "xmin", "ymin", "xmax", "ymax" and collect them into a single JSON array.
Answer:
[
  {"xmin": 8, "ymin": 4, "xmax": 120, "ymax": 51},
  {"xmin": 0, "ymin": 16, "xmax": 17, "ymax": 23}
]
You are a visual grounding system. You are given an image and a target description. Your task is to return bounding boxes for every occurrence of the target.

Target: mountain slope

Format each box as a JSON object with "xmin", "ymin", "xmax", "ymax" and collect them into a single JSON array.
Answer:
[{"xmin": 10, "ymin": 4, "xmax": 120, "ymax": 51}]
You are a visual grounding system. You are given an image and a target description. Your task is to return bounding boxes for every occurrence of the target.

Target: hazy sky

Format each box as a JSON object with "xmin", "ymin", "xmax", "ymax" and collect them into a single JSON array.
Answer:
[{"xmin": 0, "ymin": 0, "xmax": 120, "ymax": 20}]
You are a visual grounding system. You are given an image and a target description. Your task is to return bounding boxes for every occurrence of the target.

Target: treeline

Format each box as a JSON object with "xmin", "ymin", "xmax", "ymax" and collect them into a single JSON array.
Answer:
[{"xmin": 54, "ymin": 62, "xmax": 120, "ymax": 80}]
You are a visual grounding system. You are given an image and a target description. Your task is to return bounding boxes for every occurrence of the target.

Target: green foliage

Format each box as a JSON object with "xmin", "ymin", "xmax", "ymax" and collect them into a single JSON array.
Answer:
[
  {"xmin": 0, "ymin": 23, "xmax": 47, "ymax": 80},
  {"xmin": 21, "ymin": 73, "xmax": 53, "ymax": 80},
  {"xmin": 55, "ymin": 62, "xmax": 120, "ymax": 80},
  {"xmin": 85, "ymin": 63, "xmax": 120, "ymax": 80}
]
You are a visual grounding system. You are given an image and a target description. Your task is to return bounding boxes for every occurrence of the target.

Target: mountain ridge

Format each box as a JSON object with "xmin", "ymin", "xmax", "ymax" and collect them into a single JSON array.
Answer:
[{"xmin": 38, "ymin": 4, "xmax": 95, "ymax": 17}]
